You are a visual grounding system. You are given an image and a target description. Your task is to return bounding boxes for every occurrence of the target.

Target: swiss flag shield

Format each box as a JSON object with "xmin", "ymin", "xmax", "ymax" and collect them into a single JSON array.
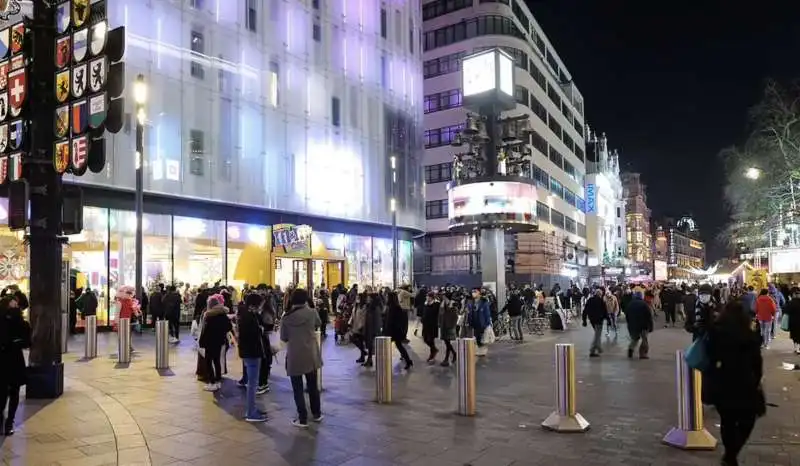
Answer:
[{"xmin": 8, "ymin": 68, "xmax": 25, "ymax": 110}]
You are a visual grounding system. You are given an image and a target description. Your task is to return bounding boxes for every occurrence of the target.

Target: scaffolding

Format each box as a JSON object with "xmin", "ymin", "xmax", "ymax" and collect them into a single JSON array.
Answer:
[{"xmin": 515, "ymin": 231, "xmax": 563, "ymax": 276}]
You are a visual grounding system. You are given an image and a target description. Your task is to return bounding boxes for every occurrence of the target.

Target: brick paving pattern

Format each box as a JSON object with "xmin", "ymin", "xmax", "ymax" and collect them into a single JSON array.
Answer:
[{"xmin": 2, "ymin": 321, "xmax": 799, "ymax": 465}]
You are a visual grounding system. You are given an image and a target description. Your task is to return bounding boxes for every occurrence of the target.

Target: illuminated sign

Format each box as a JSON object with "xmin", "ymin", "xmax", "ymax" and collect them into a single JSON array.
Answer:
[
  {"xmin": 769, "ymin": 249, "xmax": 800, "ymax": 274},
  {"xmin": 497, "ymin": 51, "xmax": 513, "ymax": 96},
  {"xmin": 585, "ymin": 184, "xmax": 596, "ymax": 213},
  {"xmin": 462, "ymin": 49, "xmax": 514, "ymax": 98},
  {"xmin": 448, "ymin": 181, "xmax": 537, "ymax": 232},
  {"xmin": 690, "ymin": 239, "xmax": 703, "ymax": 249},
  {"xmin": 654, "ymin": 260, "xmax": 668, "ymax": 281},
  {"xmin": 272, "ymin": 224, "xmax": 312, "ymax": 253}
]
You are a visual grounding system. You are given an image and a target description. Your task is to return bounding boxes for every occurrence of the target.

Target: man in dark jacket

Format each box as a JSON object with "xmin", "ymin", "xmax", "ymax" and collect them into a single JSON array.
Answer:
[
  {"xmin": 149, "ymin": 285, "xmax": 165, "ymax": 327},
  {"xmin": 582, "ymin": 289, "xmax": 609, "ymax": 357},
  {"xmin": 503, "ymin": 292, "xmax": 524, "ymax": 341},
  {"xmin": 625, "ymin": 291, "xmax": 654, "ymax": 359},
  {"xmin": 194, "ymin": 284, "xmax": 210, "ymax": 321},
  {"xmin": 162, "ymin": 285, "xmax": 182, "ymax": 343},
  {"xmin": 237, "ymin": 293, "xmax": 267, "ymax": 422},
  {"xmin": 77, "ymin": 287, "xmax": 99, "ymax": 319}
]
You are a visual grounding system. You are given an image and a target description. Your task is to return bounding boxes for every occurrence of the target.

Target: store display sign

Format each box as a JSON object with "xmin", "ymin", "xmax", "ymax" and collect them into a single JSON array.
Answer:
[
  {"xmin": 272, "ymin": 223, "xmax": 312, "ymax": 254},
  {"xmin": 462, "ymin": 50, "xmax": 495, "ymax": 97},
  {"xmin": 769, "ymin": 249, "xmax": 800, "ymax": 274},
  {"xmin": 586, "ymin": 184, "xmax": 596, "ymax": 213},
  {"xmin": 654, "ymin": 260, "xmax": 668, "ymax": 281}
]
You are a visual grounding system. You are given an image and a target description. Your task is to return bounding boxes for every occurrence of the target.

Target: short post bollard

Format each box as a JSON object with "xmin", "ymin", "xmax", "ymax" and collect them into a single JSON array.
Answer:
[
  {"xmin": 456, "ymin": 337, "xmax": 477, "ymax": 416},
  {"xmin": 84, "ymin": 315, "xmax": 97, "ymax": 359},
  {"xmin": 663, "ymin": 350, "xmax": 717, "ymax": 450},
  {"xmin": 155, "ymin": 320, "xmax": 170, "ymax": 369},
  {"xmin": 315, "ymin": 330, "xmax": 323, "ymax": 391},
  {"xmin": 117, "ymin": 318, "xmax": 131, "ymax": 364},
  {"xmin": 60, "ymin": 312, "xmax": 69, "ymax": 353},
  {"xmin": 375, "ymin": 336, "xmax": 392, "ymax": 404},
  {"xmin": 542, "ymin": 343, "xmax": 590, "ymax": 432}
]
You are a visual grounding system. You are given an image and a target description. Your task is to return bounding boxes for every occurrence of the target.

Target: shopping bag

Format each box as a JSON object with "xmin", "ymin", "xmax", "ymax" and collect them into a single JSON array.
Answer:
[
  {"xmin": 684, "ymin": 335, "xmax": 709, "ymax": 372},
  {"xmin": 484, "ymin": 325, "xmax": 496, "ymax": 345},
  {"xmin": 781, "ymin": 313, "xmax": 790, "ymax": 332},
  {"xmin": 190, "ymin": 320, "xmax": 200, "ymax": 339},
  {"xmin": 268, "ymin": 332, "xmax": 283, "ymax": 354}
]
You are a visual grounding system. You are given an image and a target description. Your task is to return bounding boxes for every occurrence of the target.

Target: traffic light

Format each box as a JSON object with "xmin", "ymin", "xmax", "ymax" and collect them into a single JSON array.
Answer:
[
  {"xmin": 103, "ymin": 25, "xmax": 125, "ymax": 136},
  {"xmin": 62, "ymin": 183, "xmax": 83, "ymax": 235},
  {"xmin": 7, "ymin": 179, "xmax": 28, "ymax": 231}
]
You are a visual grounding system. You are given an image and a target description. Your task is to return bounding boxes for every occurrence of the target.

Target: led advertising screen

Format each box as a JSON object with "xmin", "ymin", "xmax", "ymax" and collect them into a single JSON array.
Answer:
[
  {"xmin": 654, "ymin": 260, "xmax": 668, "ymax": 281},
  {"xmin": 497, "ymin": 51, "xmax": 514, "ymax": 96},
  {"xmin": 769, "ymin": 249, "xmax": 800, "ymax": 274},
  {"xmin": 449, "ymin": 181, "xmax": 536, "ymax": 219},
  {"xmin": 462, "ymin": 50, "xmax": 496, "ymax": 97}
]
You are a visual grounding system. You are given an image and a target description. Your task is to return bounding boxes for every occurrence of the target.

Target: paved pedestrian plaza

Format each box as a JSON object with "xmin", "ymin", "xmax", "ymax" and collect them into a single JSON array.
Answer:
[{"xmin": 2, "ymin": 322, "xmax": 799, "ymax": 466}]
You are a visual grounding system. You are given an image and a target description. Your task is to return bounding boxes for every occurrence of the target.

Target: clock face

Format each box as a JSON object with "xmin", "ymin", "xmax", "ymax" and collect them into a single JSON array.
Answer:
[{"xmin": 462, "ymin": 51, "xmax": 495, "ymax": 97}]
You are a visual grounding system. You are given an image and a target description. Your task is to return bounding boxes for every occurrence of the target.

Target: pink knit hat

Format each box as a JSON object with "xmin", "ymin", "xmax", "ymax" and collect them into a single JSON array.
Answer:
[{"xmin": 207, "ymin": 293, "xmax": 225, "ymax": 308}]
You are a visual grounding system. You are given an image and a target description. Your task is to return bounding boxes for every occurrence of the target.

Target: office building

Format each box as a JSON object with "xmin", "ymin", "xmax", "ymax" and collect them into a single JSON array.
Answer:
[
  {"xmin": 621, "ymin": 172, "xmax": 653, "ymax": 280},
  {"xmin": 658, "ymin": 216, "xmax": 706, "ymax": 280}
]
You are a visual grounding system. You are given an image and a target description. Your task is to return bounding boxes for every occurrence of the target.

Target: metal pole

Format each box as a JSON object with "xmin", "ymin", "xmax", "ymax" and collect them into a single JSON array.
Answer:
[
  {"xmin": 542, "ymin": 343, "xmax": 590, "ymax": 432},
  {"xmin": 456, "ymin": 337, "xmax": 476, "ymax": 416},
  {"xmin": 134, "ymin": 94, "xmax": 145, "ymax": 312},
  {"xmin": 663, "ymin": 350, "xmax": 717, "ymax": 450},
  {"xmin": 391, "ymin": 156, "xmax": 398, "ymax": 290},
  {"xmin": 84, "ymin": 315, "xmax": 97, "ymax": 359},
  {"xmin": 315, "ymin": 330, "xmax": 323, "ymax": 391},
  {"xmin": 155, "ymin": 320, "xmax": 170, "ymax": 369},
  {"xmin": 60, "ymin": 313, "xmax": 69, "ymax": 354},
  {"xmin": 375, "ymin": 336, "xmax": 392, "ymax": 404},
  {"xmin": 118, "ymin": 318, "xmax": 131, "ymax": 364}
]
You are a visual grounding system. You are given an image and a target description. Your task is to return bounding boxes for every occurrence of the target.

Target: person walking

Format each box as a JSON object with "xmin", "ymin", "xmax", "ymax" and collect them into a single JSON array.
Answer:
[
  {"xmin": 421, "ymin": 292, "xmax": 440, "ymax": 363},
  {"xmin": 0, "ymin": 295, "xmax": 30, "ymax": 435},
  {"xmin": 198, "ymin": 294, "xmax": 233, "ymax": 391},
  {"xmin": 704, "ymin": 301, "xmax": 765, "ymax": 465},
  {"xmin": 624, "ymin": 291, "xmax": 653, "ymax": 359},
  {"xmin": 755, "ymin": 289, "xmax": 777, "ymax": 349},
  {"xmin": 236, "ymin": 293, "xmax": 267, "ymax": 423},
  {"xmin": 603, "ymin": 290, "xmax": 620, "ymax": 334},
  {"xmin": 149, "ymin": 284, "xmax": 165, "ymax": 328},
  {"xmin": 467, "ymin": 289, "xmax": 492, "ymax": 350},
  {"xmin": 438, "ymin": 297, "xmax": 458, "ymax": 366},
  {"xmin": 163, "ymin": 285, "xmax": 182, "ymax": 343},
  {"xmin": 384, "ymin": 291, "xmax": 413, "ymax": 370},
  {"xmin": 582, "ymin": 289, "xmax": 609, "ymax": 358},
  {"xmin": 503, "ymin": 291, "xmax": 524, "ymax": 341},
  {"xmin": 785, "ymin": 287, "xmax": 800, "ymax": 354},
  {"xmin": 280, "ymin": 289, "xmax": 323, "ymax": 428},
  {"xmin": 77, "ymin": 287, "xmax": 98, "ymax": 324}
]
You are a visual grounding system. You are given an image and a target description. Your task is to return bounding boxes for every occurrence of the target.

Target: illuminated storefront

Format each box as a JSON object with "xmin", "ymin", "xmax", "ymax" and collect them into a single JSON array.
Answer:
[{"xmin": 0, "ymin": 198, "xmax": 413, "ymax": 328}]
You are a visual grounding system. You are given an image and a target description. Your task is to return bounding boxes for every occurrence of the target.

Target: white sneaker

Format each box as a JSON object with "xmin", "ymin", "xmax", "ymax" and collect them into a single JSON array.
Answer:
[{"xmin": 204, "ymin": 383, "xmax": 217, "ymax": 391}]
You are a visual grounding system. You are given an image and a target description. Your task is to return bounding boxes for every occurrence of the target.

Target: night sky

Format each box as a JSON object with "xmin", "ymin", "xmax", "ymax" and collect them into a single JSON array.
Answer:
[{"xmin": 529, "ymin": 0, "xmax": 800, "ymax": 261}]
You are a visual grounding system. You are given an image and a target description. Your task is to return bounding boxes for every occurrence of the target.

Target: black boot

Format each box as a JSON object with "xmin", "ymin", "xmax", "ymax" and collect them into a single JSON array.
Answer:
[
  {"xmin": 362, "ymin": 357, "xmax": 373, "ymax": 368},
  {"xmin": 404, "ymin": 359, "xmax": 413, "ymax": 370},
  {"xmin": 356, "ymin": 354, "xmax": 366, "ymax": 364},
  {"xmin": 4, "ymin": 418, "xmax": 14, "ymax": 436}
]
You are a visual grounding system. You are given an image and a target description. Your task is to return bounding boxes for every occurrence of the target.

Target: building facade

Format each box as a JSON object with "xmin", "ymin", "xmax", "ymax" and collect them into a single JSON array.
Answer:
[
  {"xmin": 416, "ymin": 0, "xmax": 589, "ymax": 288},
  {"xmin": 659, "ymin": 216, "xmax": 706, "ymax": 280},
  {"xmin": 621, "ymin": 172, "xmax": 653, "ymax": 280},
  {"xmin": 0, "ymin": 0, "xmax": 426, "ymax": 326},
  {"xmin": 584, "ymin": 130, "xmax": 626, "ymax": 282}
]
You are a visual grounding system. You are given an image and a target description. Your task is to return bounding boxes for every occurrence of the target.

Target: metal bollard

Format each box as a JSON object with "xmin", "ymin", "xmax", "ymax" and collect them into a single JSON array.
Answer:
[
  {"xmin": 542, "ymin": 343, "xmax": 590, "ymax": 432},
  {"xmin": 456, "ymin": 337, "xmax": 477, "ymax": 416},
  {"xmin": 84, "ymin": 315, "xmax": 97, "ymax": 359},
  {"xmin": 375, "ymin": 336, "xmax": 392, "ymax": 404},
  {"xmin": 155, "ymin": 320, "xmax": 170, "ymax": 369},
  {"xmin": 60, "ymin": 313, "xmax": 69, "ymax": 353},
  {"xmin": 315, "ymin": 330, "xmax": 323, "ymax": 391},
  {"xmin": 663, "ymin": 350, "xmax": 717, "ymax": 450},
  {"xmin": 117, "ymin": 318, "xmax": 131, "ymax": 364}
]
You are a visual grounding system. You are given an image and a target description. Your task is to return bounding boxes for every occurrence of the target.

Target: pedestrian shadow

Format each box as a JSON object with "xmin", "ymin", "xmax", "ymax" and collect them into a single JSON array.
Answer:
[{"xmin": 156, "ymin": 368, "xmax": 175, "ymax": 377}]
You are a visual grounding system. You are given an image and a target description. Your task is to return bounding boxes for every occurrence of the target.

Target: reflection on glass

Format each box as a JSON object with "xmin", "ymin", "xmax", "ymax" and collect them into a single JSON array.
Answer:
[
  {"xmin": 173, "ymin": 215, "xmax": 224, "ymax": 289},
  {"xmin": 313, "ymin": 231, "xmax": 345, "ymax": 256},
  {"xmin": 68, "ymin": 207, "xmax": 110, "ymax": 326},
  {"xmin": 400, "ymin": 240, "xmax": 413, "ymax": 287},
  {"xmin": 227, "ymin": 222, "xmax": 269, "ymax": 289},
  {"xmin": 345, "ymin": 235, "xmax": 372, "ymax": 287},
  {"xmin": 372, "ymin": 237, "xmax": 393, "ymax": 287}
]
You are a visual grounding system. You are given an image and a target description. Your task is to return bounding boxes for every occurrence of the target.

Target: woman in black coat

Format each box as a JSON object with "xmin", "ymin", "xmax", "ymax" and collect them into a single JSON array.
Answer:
[
  {"xmin": 0, "ymin": 295, "xmax": 31, "ymax": 435},
  {"xmin": 784, "ymin": 288, "xmax": 800, "ymax": 354},
  {"xmin": 704, "ymin": 301, "xmax": 765, "ymax": 465},
  {"xmin": 384, "ymin": 292, "xmax": 412, "ymax": 370},
  {"xmin": 421, "ymin": 292, "xmax": 440, "ymax": 363}
]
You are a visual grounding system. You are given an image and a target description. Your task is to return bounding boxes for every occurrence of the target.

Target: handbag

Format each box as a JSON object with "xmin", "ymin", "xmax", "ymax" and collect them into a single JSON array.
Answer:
[
  {"xmin": 268, "ymin": 332, "xmax": 283, "ymax": 354},
  {"xmin": 483, "ymin": 325, "xmax": 496, "ymax": 345},
  {"xmin": 781, "ymin": 313, "xmax": 790, "ymax": 332},
  {"xmin": 684, "ymin": 335, "xmax": 710, "ymax": 372}
]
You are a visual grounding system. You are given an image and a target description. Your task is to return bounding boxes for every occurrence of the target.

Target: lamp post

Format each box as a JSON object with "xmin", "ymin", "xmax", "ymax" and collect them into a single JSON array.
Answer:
[
  {"xmin": 133, "ymin": 74, "xmax": 148, "ymax": 305},
  {"xmin": 745, "ymin": 167, "xmax": 761, "ymax": 180},
  {"xmin": 391, "ymin": 155, "xmax": 398, "ymax": 290}
]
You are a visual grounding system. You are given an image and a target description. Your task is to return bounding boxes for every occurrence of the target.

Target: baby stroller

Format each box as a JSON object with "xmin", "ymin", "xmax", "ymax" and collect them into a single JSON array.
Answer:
[{"xmin": 334, "ymin": 303, "xmax": 352, "ymax": 345}]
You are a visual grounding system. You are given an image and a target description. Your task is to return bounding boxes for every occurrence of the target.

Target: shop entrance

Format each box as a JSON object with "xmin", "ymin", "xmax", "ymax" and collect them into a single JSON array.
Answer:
[
  {"xmin": 312, "ymin": 260, "xmax": 344, "ymax": 289},
  {"xmin": 274, "ymin": 258, "xmax": 309, "ymax": 290},
  {"xmin": 274, "ymin": 257, "xmax": 344, "ymax": 291}
]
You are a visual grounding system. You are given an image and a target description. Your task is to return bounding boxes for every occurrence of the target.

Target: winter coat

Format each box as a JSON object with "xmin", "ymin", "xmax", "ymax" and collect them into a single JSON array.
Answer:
[
  {"xmin": 582, "ymin": 296, "xmax": 609, "ymax": 326},
  {"xmin": 741, "ymin": 291, "xmax": 757, "ymax": 314},
  {"xmin": 149, "ymin": 291, "xmax": 164, "ymax": 319},
  {"xmin": 624, "ymin": 298, "xmax": 653, "ymax": 335},
  {"xmin": 280, "ymin": 304, "xmax": 322, "ymax": 377},
  {"xmin": 79, "ymin": 291, "xmax": 99, "ymax": 317},
  {"xmin": 350, "ymin": 304, "xmax": 367, "ymax": 335},
  {"xmin": 162, "ymin": 292, "xmax": 182, "ymax": 319},
  {"xmin": 755, "ymin": 295, "xmax": 777, "ymax": 322},
  {"xmin": 468, "ymin": 298, "xmax": 491, "ymax": 330},
  {"xmin": 503, "ymin": 296, "xmax": 523, "ymax": 317},
  {"xmin": 785, "ymin": 298, "xmax": 800, "ymax": 343},
  {"xmin": 384, "ymin": 303, "xmax": 407, "ymax": 340},
  {"xmin": 199, "ymin": 306, "xmax": 233, "ymax": 349},
  {"xmin": 438, "ymin": 303, "xmax": 458, "ymax": 341},
  {"xmin": 603, "ymin": 294, "xmax": 619, "ymax": 315},
  {"xmin": 237, "ymin": 306, "xmax": 265, "ymax": 360},
  {"xmin": 422, "ymin": 301, "xmax": 440, "ymax": 340},
  {"xmin": 194, "ymin": 289, "xmax": 210, "ymax": 320},
  {"xmin": 703, "ymin": 320, "xmax": 765, "ymax": 414},
  {"xmin": 363, "ymin": 300, "xmax": 383, "ymax": 343},
  {"xmin": 397, "ymin": 289, "xmax": 413, "ymax": 311},
  {"xmin": 0, "ymin": 308, "xmax": 30, "ymax": 386}
]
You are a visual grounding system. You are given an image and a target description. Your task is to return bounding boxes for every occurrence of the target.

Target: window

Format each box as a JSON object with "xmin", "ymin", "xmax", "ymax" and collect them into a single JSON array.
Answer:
[
  {"xmin": 529, "ymin": 94, "xmax": 547, "ymax": 123},
  {"xmin": 549, "ymin": 178, "xmax": 563, "ymax": 198},
  {"xmin": 563, "ymin": 189, "xmax": 576, "ymax": 207},
  {"xmin": 514, "ymin": 85, "xmax": 528, "ymax": 106},
  {"xmin": 424, "ymin": 163, "xmax": 452, "ymax": 183},
  {"xmin": 424, "ymin": 89, "xmax": 462, "ymax": 114},
  {"xmin": 190, "ymin": 30, "xmax": 204, "ymax": 79},
  {"xmin": 546, "ymin": 50, "xmax": 560, "ymax": 78},
  {"xmin": 532, "ymin": 30, "xmax": 545, "ymax": 55},
  {"xmin": 424, "ymin": 124, "xmax": 463, "ymax": 148},
  {"xmin": 577, "ymin": 197, "xmax": 585, "ymax": 212},
  {"xmin": 269, "ymin": 60, "xmax": 279, "ymax": 107},
  {"xmin": 313, "ymin": 22, "xmax": 321, "ymax": 42},
  {"xmin": 529, "ymin": 60, "xmax": 546, "ymax": 90},
  {"xmin": 380, "ymin": 8, "xmax": 387, "ymax": 38},
  {"xmin": 425, "ymin": 200, "xmax": 448, "ymax": 219},
  {"xmin": 511, "ymin": 1, "xmax": 530, "ymax": 31},
  {"xmin": 547, "ymin": 83, "xmax": 562, "ymax": 111},
  {"xmin": 616, "ymin": 207, "xmax": 621, "ymax": 218},
  {"xmin": 331, "ymin": 97, "xmax": 341, "ymax": 127},
  {"xmin": 551, "ymin": 209, "xmax": 565, "ymax": 229},
  {"xmin": 574, "ymin": 145, "xmax": 585, "ymax": 162},
  {"xmin": 409, "ymin": 19, "xmax": 414, "ymax": 54},
  {"xmin": 536, "ymin": 201, "xmax": 550, "ymax": 222},
  {"xmin": 423, "ymin": 15, "xmax": 525, "ymax": 52},
  {"xmin": 189, "ymin": 129, "xmax": 204, "ymax": 176},
  {"xmin": 548, "ymin": 146, "xmax": 563, "ymax": 169},
  {"xmin": 190, "ymin": 0, "xmax": 204, "ymax": 9},
  {"xmin": 423, "ymin": 51, "xmax": 465, "ymax": 79},
  {"xmin": 532, "ymin": 164, "xmax": 549, "ymax": 189},
  {"xmin": 563, "ymin": 161, "xmax": 577, "ymax": 182},
  {"xmin": 617, "ymin": 225, "xmax": 622, "ymax": 238},
  {"xmin": 565, "ymin": 217, "xmax": 576, "ymax": 234},
  {"xmin": 245, "ymin": 0, "xmax": 257, "ymax": 32},
  {"xmin": 548, "ymin": 115, "xmax": 562, "ymax": 141},
  {"xmin": 312, "ymin": 0, "xmax": 320, "ymax": 9},
  {"xmin": 578, "ymin": 222, "xmax": 587, "ymax": 238},
  {"xmin": 530, "ymin": 129, "xmax": 547, "ymax": 156},
  {"xmin": 422, "ymin": 0, "xmax": 471, "ymax": 21},
  {"xmin": 380, "ymin": 55, "xmax": 387, "ymax": 88}
]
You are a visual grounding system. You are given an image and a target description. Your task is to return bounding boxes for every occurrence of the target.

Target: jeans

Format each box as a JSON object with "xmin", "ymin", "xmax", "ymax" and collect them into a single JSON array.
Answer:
[
  {"xmin": 168, "ymin": 315, "xmax": 180, "ymax": 339},
  {"xmin": 241, "ymin": 352, "xmax": 271, "ymax": 386},
  {"xmin": 290, "ymin": 372, "xmax": 321, "ymax": 424},
  {"xmin": 664, "ymin": 307, "xmax": 676, "ymax": 325},
  {"xmin": 629, "ymin": 329, "xmax": 649, "ymax": 357},
  {"xmin": 510, "ymin": 315, "xmax": 523, "ymax": 340},
  {"xmin": 590, "ymin": 324, "xmax": 603, "ymax": 354},
  {"xmin": 474, "ymin": 327, "xmax": 485, "ymax": 347},
  {"xmin": 242, "ymin": 358, "xmax": 261, "ymax": 418},
  {"xmin": 0, "ymin": 383, "xmax": 21, "ymax": 425},
  {"xmin": 718, "ymin": 407, "xmax": 757, "ymax": 463},
  {"xmin": 204, "ymin": 344, "xmax": 223, "ymax": 383},
  {"xmin": 759, "ymin": 320, "xmax": 772, "ymax": 346},
  {"xmin": 442, "ymin": 339, "xmax": 455, "ymax": 361}
]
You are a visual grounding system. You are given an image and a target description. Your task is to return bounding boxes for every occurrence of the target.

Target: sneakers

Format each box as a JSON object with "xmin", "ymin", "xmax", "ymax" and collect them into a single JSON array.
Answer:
[
  {"xmin": 292, "ymin": 419, "xmax": 309, "ymax": 429},
  {"xmin": 245, "ymin": 414, "xmax": 267, "ymax": 423},
  {"xmin": 237, "ymin": 379, "xmax": 247, "ymax": 388},
  {"xmin": 312, "ymin": 414, "xmax": 324, "ymax": 423},
  {"xmin": 627, "ymin": 348, "xmax": 634, "ymax": 359},
  {"xmin": 204, "ymin": 382, "xmax": 221, "ymax": 392},
  {"xmin": 256, "ymin": 384, "xmax": 270, "ymax": 395}
]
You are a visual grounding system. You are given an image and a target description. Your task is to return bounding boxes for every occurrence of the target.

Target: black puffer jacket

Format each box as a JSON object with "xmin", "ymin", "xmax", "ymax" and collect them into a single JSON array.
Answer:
[
  {"xmin": 237, "ymin": 306, "xmax": 265, "ymax": 360},
  {"xmin": 582, "ymin": 295, "xmax": 609, "ymax": 326}
]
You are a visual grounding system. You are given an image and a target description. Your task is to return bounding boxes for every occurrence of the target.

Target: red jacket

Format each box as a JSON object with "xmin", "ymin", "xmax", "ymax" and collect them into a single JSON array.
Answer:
[{"xmin": 755, "ymin": 295, "xmax": 777, "ymax": 321}]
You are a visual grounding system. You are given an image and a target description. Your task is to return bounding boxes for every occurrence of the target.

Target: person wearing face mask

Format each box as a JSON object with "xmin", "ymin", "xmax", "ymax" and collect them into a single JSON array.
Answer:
[
  {"xmin": 422, "ymin": 292, "xmax": 441, "ymax": 363},
  {"xmin": 755, "ymin": 289, "xmax": 777, "ymax": 349},
  {"xmin": 688, "ymin": 283, "xmax": 715, "ymax": 340},
  {"xmin": 0, "ymin": 295, "xmax": 30, "ymax": 435},
  {"xmin": 582, "ymin": 288, "xmax": 610, "ymax": 357}
]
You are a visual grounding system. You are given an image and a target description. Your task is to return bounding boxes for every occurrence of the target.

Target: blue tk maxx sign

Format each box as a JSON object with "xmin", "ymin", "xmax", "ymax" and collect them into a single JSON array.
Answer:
[{"xmin": 586, "ymin": 184, "xmax": 596, "ymax": 213}]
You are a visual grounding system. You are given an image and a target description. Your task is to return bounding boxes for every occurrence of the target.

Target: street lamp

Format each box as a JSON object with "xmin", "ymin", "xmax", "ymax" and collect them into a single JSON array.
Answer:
[
  {"xmin": 390, "ymin": 155, "xmax": 398, "ymax": 290},
  {"xmin": 745, "ymin": 167, "xmax": 761, "ymax": 180},
  {"xmin": 133, "ymin": 74, "xmax": 147, "ymax": 306}
]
